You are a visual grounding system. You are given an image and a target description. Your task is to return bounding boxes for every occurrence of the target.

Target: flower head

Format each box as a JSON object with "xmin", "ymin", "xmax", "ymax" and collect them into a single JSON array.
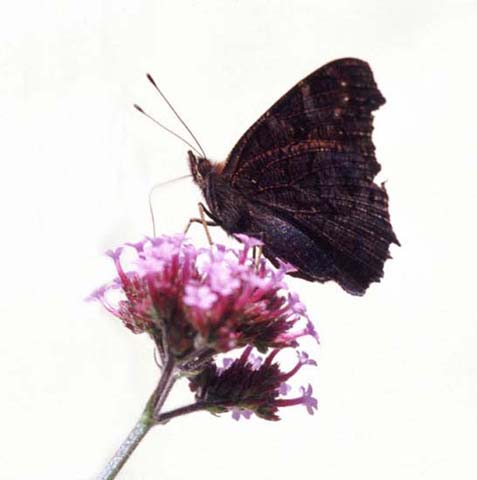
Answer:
[
  {"xmin": 189, "ymin": 345, "xmax": 318, "ymax": 421},
  {"xmin": 89, "ymin": 235, "xmax": 316, "ymax": 361}
]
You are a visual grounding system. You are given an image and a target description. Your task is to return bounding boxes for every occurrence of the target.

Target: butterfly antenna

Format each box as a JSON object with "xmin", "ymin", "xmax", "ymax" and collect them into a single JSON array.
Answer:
[
  {"xmin": 148, "ymin": 174, "xmax": 191, "ymax": 237},
  {"xmin": 134, "ymin": 104, "xmax": 202, "ymax": 157},
  {"xmin": 146, "ymin": 73, "xmax": 207, "ymax": 159}
]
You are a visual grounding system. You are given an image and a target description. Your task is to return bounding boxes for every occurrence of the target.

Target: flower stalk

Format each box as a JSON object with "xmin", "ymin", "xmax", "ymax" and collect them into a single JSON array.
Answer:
[
  {"xmin": 96, "ymin": 413, "xmax": 153, "ymax": 480},
  {"xmin": 97, "ymin": 357, "xmax": 177, "ymax": 480}
]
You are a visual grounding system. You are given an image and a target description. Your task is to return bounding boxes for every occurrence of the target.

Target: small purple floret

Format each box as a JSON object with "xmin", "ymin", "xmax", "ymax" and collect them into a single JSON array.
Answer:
[
  {"xmin": 300, "ymin": 384, "xmax": 318, "ymax": 415},
  {"xmin": 184, "ymin": 284, "xmax": 218, "ymax": 309}
]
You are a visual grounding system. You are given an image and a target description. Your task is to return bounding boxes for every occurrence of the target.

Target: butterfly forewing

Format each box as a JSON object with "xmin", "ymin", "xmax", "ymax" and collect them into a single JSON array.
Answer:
[{"xmin": 223, "ymin": 58, "xmax": 385, "ymax": 184}]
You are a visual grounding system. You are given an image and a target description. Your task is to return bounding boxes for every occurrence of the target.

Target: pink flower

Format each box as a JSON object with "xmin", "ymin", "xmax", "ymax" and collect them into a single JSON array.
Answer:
[
  {"xmin": 184, "ymin": 284, "xmax": 218, "ymax": 309},
  {"xmin": 89, "ymin": 235, "xmax": 317, "ymax": 361}
]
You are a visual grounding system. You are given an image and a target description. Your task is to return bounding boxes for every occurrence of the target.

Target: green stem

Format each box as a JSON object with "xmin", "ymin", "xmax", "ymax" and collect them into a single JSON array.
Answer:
[
  {"xmin": 96, "ymin": 358, "xmax": 176, "ymax": 480},
  {"xmin": 156, "ymin": 401, "xmax": 208, "ymax": 423},
  {"xmin": 96, "ymin": 412, "xmax": 154, "ymax": 480}
]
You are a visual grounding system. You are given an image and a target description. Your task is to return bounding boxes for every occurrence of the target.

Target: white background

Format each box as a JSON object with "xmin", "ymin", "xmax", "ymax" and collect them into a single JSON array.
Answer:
[{"xmin": 1, "ymin": 1, "xmax": 476, "ymax": 479}]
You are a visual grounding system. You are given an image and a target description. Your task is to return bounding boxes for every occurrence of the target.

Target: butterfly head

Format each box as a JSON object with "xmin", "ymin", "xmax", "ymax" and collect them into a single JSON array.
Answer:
[{"xmin": 188, "ymin": 150, "xmax": 213, "ymax": 190}]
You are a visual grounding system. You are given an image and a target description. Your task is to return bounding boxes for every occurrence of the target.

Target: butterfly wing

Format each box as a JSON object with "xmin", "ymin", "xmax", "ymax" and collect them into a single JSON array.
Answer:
[{"xmin": 222, "ymin": 58, "xmax": 398, "ymax": 295}]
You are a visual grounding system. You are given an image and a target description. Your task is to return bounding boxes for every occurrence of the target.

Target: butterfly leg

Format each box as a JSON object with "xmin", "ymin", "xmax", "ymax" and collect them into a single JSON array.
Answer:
[
  {"xmin": 249, "ymin": 232, "xmax": 265, "ymax": 270},
  {"xmin": 183, "ymin": 217, "xmax": 217, "ymax": 239},
  {"xmin": 253, "ymin": 244, "xmax": 263, "ymax": 270},
  {"xmin": 183, "ymin": 202, "xmax": 218, "ymax": 245}
]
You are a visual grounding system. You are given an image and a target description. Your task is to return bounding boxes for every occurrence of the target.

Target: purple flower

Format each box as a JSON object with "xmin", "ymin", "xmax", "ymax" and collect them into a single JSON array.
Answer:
[
  {"xmin": 189, "ymin": 346, "xmax": 318, "ymax": 421},
  {"xmin": 300, "ymin": 385, "xmax": 318, "ymax": 415},
  {"xmin": 89, "ymin": 235, "xmax": 317, "ymax": 361},
  {"xmin": 231, "ymin": 408, "xmax": 253, "ymax": 421},
  {"xmin": 184, "ymin": 284, "xmax": 218, "ymax": 309}
]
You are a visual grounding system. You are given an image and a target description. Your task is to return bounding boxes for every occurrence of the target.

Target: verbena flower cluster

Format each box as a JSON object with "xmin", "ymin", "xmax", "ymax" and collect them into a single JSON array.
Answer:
[
  {"xmin": 89, "ymin": 234, "xmax": 319, "ymax": 420},
  {"xmin": 191, "ymin": 346, "xmax": 318, "ymax": 421}
]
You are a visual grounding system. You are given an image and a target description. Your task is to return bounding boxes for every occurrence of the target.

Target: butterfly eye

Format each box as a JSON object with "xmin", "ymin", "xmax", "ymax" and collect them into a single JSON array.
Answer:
[
  {"xmin": 188, "ymin": 151, "xmax": 213, "ymax": 188},
  {"xmin": 198, "ymin": 158, "xmax": 212, "ymax": 177}
]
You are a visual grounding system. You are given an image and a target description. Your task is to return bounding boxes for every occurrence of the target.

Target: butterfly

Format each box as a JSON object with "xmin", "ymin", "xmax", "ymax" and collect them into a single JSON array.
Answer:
[{"xmin": 187, "ymin": 58, "xmax": 399, "ymax": 296}]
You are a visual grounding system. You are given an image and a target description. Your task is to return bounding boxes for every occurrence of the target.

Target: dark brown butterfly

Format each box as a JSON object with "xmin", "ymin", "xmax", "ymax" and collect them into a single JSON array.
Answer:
[{"xmin": 188, "ymin": 58, "xmax": 399, "ymax": 296}]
